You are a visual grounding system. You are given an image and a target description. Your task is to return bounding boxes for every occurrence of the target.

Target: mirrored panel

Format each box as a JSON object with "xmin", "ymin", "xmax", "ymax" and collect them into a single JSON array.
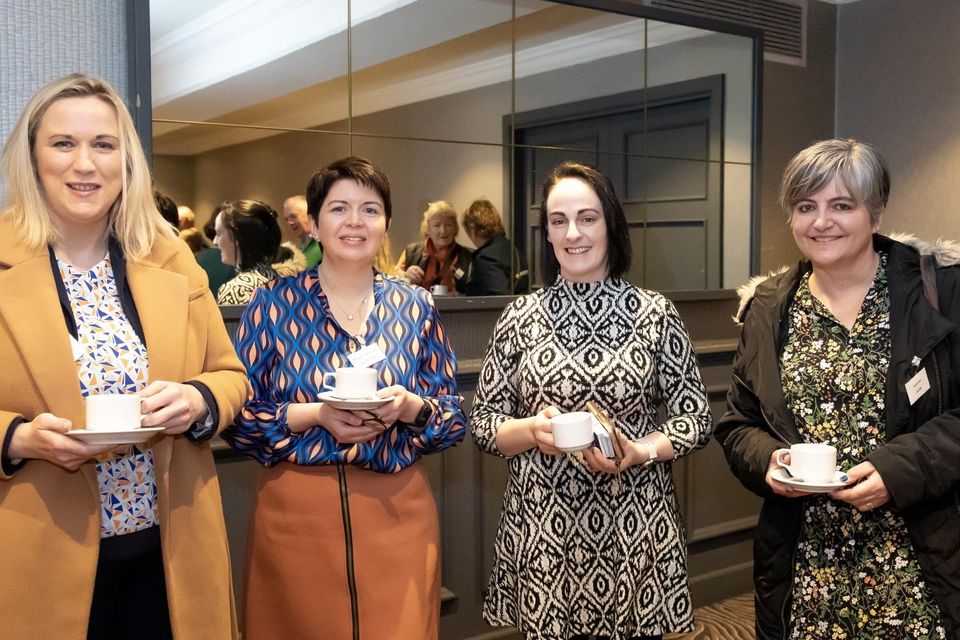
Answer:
[
  {"xmin": 149, "ymin": 0, "xmax": 759, "ymax": 294},
  {"xmin": 348, "ymin": 0, "xmax": 514, "ymax": 144}
]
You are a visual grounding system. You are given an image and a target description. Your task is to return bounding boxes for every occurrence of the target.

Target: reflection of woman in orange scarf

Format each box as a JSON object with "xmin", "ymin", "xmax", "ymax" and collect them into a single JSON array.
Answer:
[{"xmin": 396, "ymin": 201, "xmax": 472, "ymax": 292}]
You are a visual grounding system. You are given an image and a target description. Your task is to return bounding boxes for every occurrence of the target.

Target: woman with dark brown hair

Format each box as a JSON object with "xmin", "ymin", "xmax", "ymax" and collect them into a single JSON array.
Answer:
[{"xmin": 461, "ymin": 198, "xmax": 528, "ymax": 295}]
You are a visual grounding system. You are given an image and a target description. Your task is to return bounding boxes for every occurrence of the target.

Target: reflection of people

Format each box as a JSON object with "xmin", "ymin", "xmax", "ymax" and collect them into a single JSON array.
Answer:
[
  {"xmin": 214, "ymin": 199, "xmax": 282, "ymax": 305},
  {"xmin": 396, "ymin": 200, "xmax": 472, "ymax": 292},
  {"xmin": 177, "ymin": 204, "xmax": 196, "ymax": 230},
  {"xmin": 195, "ymin": 209, "xmax": 235, "ymax": 296},
  {"xmin": 154, "ymin": 190, "xmax": 180, "ymax": 229},
  {"xmin": 471, "ymin": 162, "xmax": 711, "ymax": 639},
  {"xmin": 180, "ymin": 227, "xmax": 208, "ymax": 253},
  {"xmin": 223, "ymin": 156, "xmax": 466, "ymax": 640},
  {"xmin": 462, "ymin": 198, "xmax": 528, "ymax": 295},
  {"xmin": 282, "ymin": 194, "xmax": 322, "ymax": 268},
  {"xmin": 716, "ymin": 139, "xmax": 959, "ymax": 639},
  {"xmin": 0, "ymin": 74, "xmax": 248, "ymax": 638}
]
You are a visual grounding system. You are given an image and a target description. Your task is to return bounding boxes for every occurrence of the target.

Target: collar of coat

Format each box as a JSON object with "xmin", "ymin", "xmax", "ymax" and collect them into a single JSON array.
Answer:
[{"xmin": 734, "ymin": 232, "xmax": 960, "ymax": 323}]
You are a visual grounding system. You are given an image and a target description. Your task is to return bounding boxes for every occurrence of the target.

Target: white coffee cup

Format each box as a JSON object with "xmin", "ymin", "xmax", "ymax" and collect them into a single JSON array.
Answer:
[
  {"xmin": 322, "ymin": 367, "xmax": 378, "ymax": 399},
  {"xmin": 85, "ymin": 393, "xmax": 142, "ymax": 431},
  {"xmin": 430, "ymin": 284, "xmax": 448, "ymax": 296},
  {"xmin": 551, "ymin": 412, "xmax": 594, "ymax": 451},
  {"xmin": 775, "ymin": 443, "xmax": 837, "ymax": 483}
]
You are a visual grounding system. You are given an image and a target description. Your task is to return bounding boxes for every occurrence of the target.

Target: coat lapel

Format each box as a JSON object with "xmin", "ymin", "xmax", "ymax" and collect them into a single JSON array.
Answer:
[{"xmin": 124, "ymin": 247, "xmax": 188, "ymax": 510}]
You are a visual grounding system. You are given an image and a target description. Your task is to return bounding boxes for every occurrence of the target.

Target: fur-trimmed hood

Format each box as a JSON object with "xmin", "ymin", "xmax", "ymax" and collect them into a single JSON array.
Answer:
[{"xmin": 734, "ymin": 232, "xmax": 960, "ymax": 323}]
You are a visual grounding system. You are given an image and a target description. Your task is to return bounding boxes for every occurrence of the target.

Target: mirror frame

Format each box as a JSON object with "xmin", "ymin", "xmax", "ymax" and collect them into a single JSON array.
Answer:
[{"xmin": 126, "ymin": 0, "xmax": 764, "ymax": 292}]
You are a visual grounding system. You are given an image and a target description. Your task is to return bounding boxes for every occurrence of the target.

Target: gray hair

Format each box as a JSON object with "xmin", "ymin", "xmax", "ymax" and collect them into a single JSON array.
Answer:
[{"xmin": 779, "ymin": 138, "xmax": 890, "ymax": 225}]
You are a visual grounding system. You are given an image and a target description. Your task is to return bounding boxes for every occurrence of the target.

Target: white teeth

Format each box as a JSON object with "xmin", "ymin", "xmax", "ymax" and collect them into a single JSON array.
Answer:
[
  {"xmin": 567, "ymin": 247, "xmax": 590, "ymax": 254},
  {"xmin": 69, "ymin": 183, "xmax": 97, "ymax": 192}
]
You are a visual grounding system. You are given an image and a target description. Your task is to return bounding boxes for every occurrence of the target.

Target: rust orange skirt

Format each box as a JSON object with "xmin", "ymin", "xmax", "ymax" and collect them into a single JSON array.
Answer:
[{"xmin": 242, "ymin": 462, "xmax": 440, "ymax": 640}]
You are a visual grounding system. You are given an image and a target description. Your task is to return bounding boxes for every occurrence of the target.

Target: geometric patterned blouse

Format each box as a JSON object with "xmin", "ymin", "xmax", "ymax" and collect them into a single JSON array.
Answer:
[
  {"xmin": 58, "ymin": 256, "xmax": 157, "ymax": 539},
  {"xmin": 222, "ymin": 269, "xmax": 466, "ymax": 472},
  {"xmin": 216, "ymin": 264, "xmax": 278, "ymax": 306}
]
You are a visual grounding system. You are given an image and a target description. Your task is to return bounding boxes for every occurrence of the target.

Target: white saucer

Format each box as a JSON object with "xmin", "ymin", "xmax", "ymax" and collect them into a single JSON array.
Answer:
[
  {"xmin": 556, "ymin": 441, "xmax": 593, "ymax": 453},
  {"xmin": 66, "ymin": 427, "xmax": 165, "ymax": 445},
  {"xmin": 771, "ymin": 467, "xmax": 850, "ymax": 493},
  {"xmin": 318, "ymin": 392, "xmax": 392, "ymax": 411}
]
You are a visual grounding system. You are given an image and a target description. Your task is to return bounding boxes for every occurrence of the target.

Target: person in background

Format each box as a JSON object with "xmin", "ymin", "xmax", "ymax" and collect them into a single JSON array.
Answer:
[
  {"xmin": 461, "ymin": 198, "xmax": 528, "ymax": 295},
  {"xmin": 396, "ymin": 200, "xmax": 472, "ymax": 292},
  {"xmin": 271, "ymin": 242, "xmax": 307, "ymax": 278},
  {"xmin": 223, "ymin": 156, "xmax": 465, "ymax": 640},
  {"xmin": 195, "ymin": 209, "xmax": 235, "ymax": 297},
  {"xmin": 375, "ymin": 233, "xmax": 403, "ymax": 278},
  {"xmin": 176, "ymin": 204, "xmax": 195, "ymax": 230},
  {"xmin": 179, "ymin": 227, "xmax": 207, "ymax": 254},
  {"xmin": 0, "ymin": 73, "xmax": 248, "ymax": 639},
  {"xmin": 471, "ymin": 162, "xmax": 711, "ymax": 640},
  {"xmin": 153, "ymin": 190, "xmax": 180, "ymax": 229},
  {"xmin": 214, "ymin": 199, "xmax": 282, "ymax": 305},
  {"xmin": 282, "ymin": 194, "xmax": 322, "ymax": 269},
  {"xmin": 716, "ymin": 139, "xmax": 959, "ymax": 639}
]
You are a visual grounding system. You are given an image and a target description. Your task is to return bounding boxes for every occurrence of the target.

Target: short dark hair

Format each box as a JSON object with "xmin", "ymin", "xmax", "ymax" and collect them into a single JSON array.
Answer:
[
  {"xmin": 305, "ymin": 156, "xmax": 392, "ymax": 228},
  {"xmin": 154, "ymin": 191, "xmax": 179, "ymax": 229},
  {"xmin": 538, "ymin": 162, "xmax": 631, "ymax": 284},
  {"xmin": 217, "ymin": 199, "xmax": 282, "ymax": 270}
]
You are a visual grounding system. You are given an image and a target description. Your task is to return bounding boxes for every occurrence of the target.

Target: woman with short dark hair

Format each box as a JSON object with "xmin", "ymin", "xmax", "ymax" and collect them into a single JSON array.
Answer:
[
  {"xmin": 471, "ymin": 161, "xmax": 711, "ymax": 639},
  {"xmin": 224, "ymin": 156, "xmax": 466, "ymax": 639},
  {"xmin": 461, "ymin": 198, "xmax": 528, "ymax": 295}
]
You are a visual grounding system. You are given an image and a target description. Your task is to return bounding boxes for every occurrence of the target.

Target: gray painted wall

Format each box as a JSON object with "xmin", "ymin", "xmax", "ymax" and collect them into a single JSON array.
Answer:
[
  {"xmin": 0, "ymin": 0, "xmax": 129, "ymax": 202},
  {"xmin": 757, "ymin": 1, "xmax": 837, "ymax": 274},
  {"xmin": 836, "ymin": 0, "xmax": 960, "ymax": 243}
]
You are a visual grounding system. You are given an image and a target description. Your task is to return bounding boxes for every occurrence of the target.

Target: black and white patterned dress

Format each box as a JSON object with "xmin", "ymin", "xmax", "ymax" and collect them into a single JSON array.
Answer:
[{"xmin": 471, "ymin": 276, "xmax": 712, "ymax": 639}]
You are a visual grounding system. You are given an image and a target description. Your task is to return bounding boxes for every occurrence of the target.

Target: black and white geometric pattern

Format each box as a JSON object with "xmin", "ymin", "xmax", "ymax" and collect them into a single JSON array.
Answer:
[{"xmin": 471, "ymin": 276, "xmax": 712, "ymax": 639}]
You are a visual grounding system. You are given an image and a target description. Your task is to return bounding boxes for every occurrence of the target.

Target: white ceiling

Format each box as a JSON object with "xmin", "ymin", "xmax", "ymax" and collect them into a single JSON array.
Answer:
[{"xmin": 149, "ymin": 0, "xmax": 710, "ymax": 155}]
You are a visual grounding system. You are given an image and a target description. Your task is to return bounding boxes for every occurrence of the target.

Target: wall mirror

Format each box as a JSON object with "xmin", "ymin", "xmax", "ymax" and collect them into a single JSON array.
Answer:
[{"xmin": 150, "ymin": 0, "xmax": 760, "ymax": 295}]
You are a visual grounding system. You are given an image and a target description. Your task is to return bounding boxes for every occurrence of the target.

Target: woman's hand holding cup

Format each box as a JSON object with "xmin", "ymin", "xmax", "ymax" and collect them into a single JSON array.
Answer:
[
  {"xmin": 530, "ymin": 406, "xmax": 562, "ymax": 455},
  {"xmin": 829, "ymin": 461, "xmax": 890, "ymax": 512},
  {"xmin": 9, "ymin": 413, "xmax": 116, "ymax": 471},
  {"xmin": 316, "ymin": 403, "xmax": 383, "ymax": 444}
]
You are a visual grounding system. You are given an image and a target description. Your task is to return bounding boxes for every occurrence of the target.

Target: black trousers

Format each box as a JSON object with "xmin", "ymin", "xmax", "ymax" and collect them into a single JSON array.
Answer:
[{"xmin": 87, "ymin": 537, "xmax": 173, "ymax": 640}]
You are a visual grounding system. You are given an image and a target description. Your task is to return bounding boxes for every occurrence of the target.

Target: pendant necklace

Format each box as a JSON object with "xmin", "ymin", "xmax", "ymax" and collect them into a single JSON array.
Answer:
[{"xmin": 320, "ymin": 273, "xmax": 371, "ymax": 321}]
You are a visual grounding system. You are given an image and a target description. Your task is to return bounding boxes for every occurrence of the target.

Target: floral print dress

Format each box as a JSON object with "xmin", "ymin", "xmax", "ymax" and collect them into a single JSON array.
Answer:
[{"xmin": 780, "ymin": 253, "xmax": 945, "ymax": 640}]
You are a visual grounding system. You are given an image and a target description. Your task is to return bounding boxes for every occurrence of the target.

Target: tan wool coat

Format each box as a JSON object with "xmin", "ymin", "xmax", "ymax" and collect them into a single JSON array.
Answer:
[{"xmin": 0, "ymin": 217, "xmax": 249, "ymax": 639}]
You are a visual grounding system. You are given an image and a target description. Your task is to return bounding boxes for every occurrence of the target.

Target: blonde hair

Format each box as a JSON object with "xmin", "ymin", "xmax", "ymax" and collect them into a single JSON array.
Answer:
[
  {"xmin": 419, "ymin": 200, "xmax": 458, "ymax": 238},
  {"xmin": 375, "ymin": 233, "xmax": 400, "ymax": 277},
  {"xmin": 1, "ymin": 73, "xmax": 175, "ymax": 258}
]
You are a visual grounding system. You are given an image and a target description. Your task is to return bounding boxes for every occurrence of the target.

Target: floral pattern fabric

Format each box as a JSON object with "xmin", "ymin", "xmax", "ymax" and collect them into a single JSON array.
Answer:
[
  {"xmin": 59, "ymin": 257, "xmax": 156, "ymax": 538},
  {"xmin": 780, "ymin": 253, "xmax": 945, "ymax": 640}
]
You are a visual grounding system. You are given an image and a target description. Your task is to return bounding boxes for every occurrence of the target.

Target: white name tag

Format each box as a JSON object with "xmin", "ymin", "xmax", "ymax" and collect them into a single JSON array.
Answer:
[
  {"xmin": 905, "ymin": 367, "xmax": 931, "ymax": 405},
  {"xmin": 348, "ymin": 343, "xmax": 386, "ymax": 368},
  {"xmin": 454, "ymin": 268, "xmax": 465, "ymax": 279}
]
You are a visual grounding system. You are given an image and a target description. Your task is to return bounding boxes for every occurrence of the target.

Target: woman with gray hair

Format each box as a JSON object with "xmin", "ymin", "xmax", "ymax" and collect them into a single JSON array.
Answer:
[{"xmin": 716, "ymin": 138, "xmax": 960, "ymax": 638}]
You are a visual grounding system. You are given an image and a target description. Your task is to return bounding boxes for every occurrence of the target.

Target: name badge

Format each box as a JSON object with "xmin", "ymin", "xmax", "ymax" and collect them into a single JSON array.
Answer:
[
  {"xmin": 905, "ymin": 368, "xmax": 931, "ymax": 405},
  {"xmin": 348, "ymin": 343, "xmax": 386, "ymax": 368}
]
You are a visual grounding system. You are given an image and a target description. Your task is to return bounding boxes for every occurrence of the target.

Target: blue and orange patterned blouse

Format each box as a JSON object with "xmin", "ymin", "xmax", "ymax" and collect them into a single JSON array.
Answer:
[{"xmin": 222, "ymin": 269, "xmax": 466, "ymax": 472}]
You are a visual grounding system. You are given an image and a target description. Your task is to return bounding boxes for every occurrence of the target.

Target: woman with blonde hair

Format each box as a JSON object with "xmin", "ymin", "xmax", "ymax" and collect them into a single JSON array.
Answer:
[
  {"xmin": 396, "ymin": 200, "xmax": 472, "ymax": 292},
  {"xmin": 0, "ymin": 73, "xmax": 248, "ymax": 639}
]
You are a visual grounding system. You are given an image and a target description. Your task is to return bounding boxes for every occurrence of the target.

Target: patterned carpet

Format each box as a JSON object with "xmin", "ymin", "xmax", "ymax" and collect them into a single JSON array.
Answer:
[{"xmin": 664, "ymin": 593, "xmax": 755, "ymax": 640}]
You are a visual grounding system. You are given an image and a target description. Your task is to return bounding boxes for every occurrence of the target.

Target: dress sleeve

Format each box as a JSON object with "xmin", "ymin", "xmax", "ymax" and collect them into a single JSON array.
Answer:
[
  {"xmin": 399, "ymin": 298, "xmax": 467, "ymax": 455},
  {"xmin": 654, "ymin": 299, "xmax": 713, "ymax": 457},
  {"xmin": 220, "ymin": 286, "xmax": 303, "ymax": 466},
  {"xmin": 470, "ymin": 302, "xmax": 523, "ymax": 457}
]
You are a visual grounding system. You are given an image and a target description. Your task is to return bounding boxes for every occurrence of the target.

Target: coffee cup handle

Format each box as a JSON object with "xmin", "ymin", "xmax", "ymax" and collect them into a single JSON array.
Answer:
[
  {"xmin": 322, "ymin": 372, "xmax": 337, "ymax": 392},
  {"xmin": 773, "ymin": 448, "xmax": 794, "ymax": 476}
]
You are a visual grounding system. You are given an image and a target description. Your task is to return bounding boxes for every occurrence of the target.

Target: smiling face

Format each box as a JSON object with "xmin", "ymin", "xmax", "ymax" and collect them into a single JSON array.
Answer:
[
  {"xmin": 33, "ymin": 96, "xmax": 122, "ymax": 236},
  {"xmin": 310, "ymin": 178, "xmax": 386, "ymax": 266},
  {"xmin": 545, "ymin": 177, "xmax": 609, "ymax": 283},
  {"xmin": 214, "ymin": 212, "xmax": 238, "ymax": 266},
  {"xmin": 789, "ymin": 175, "xmax": 878, "ymax": 271},
  {"xmin": 283, "ymin": 196, "xmax": 310, "ymax": 241},
  {"xmin": 426, "ymin": 214, "xmax": 456, "ymax": 250}
]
